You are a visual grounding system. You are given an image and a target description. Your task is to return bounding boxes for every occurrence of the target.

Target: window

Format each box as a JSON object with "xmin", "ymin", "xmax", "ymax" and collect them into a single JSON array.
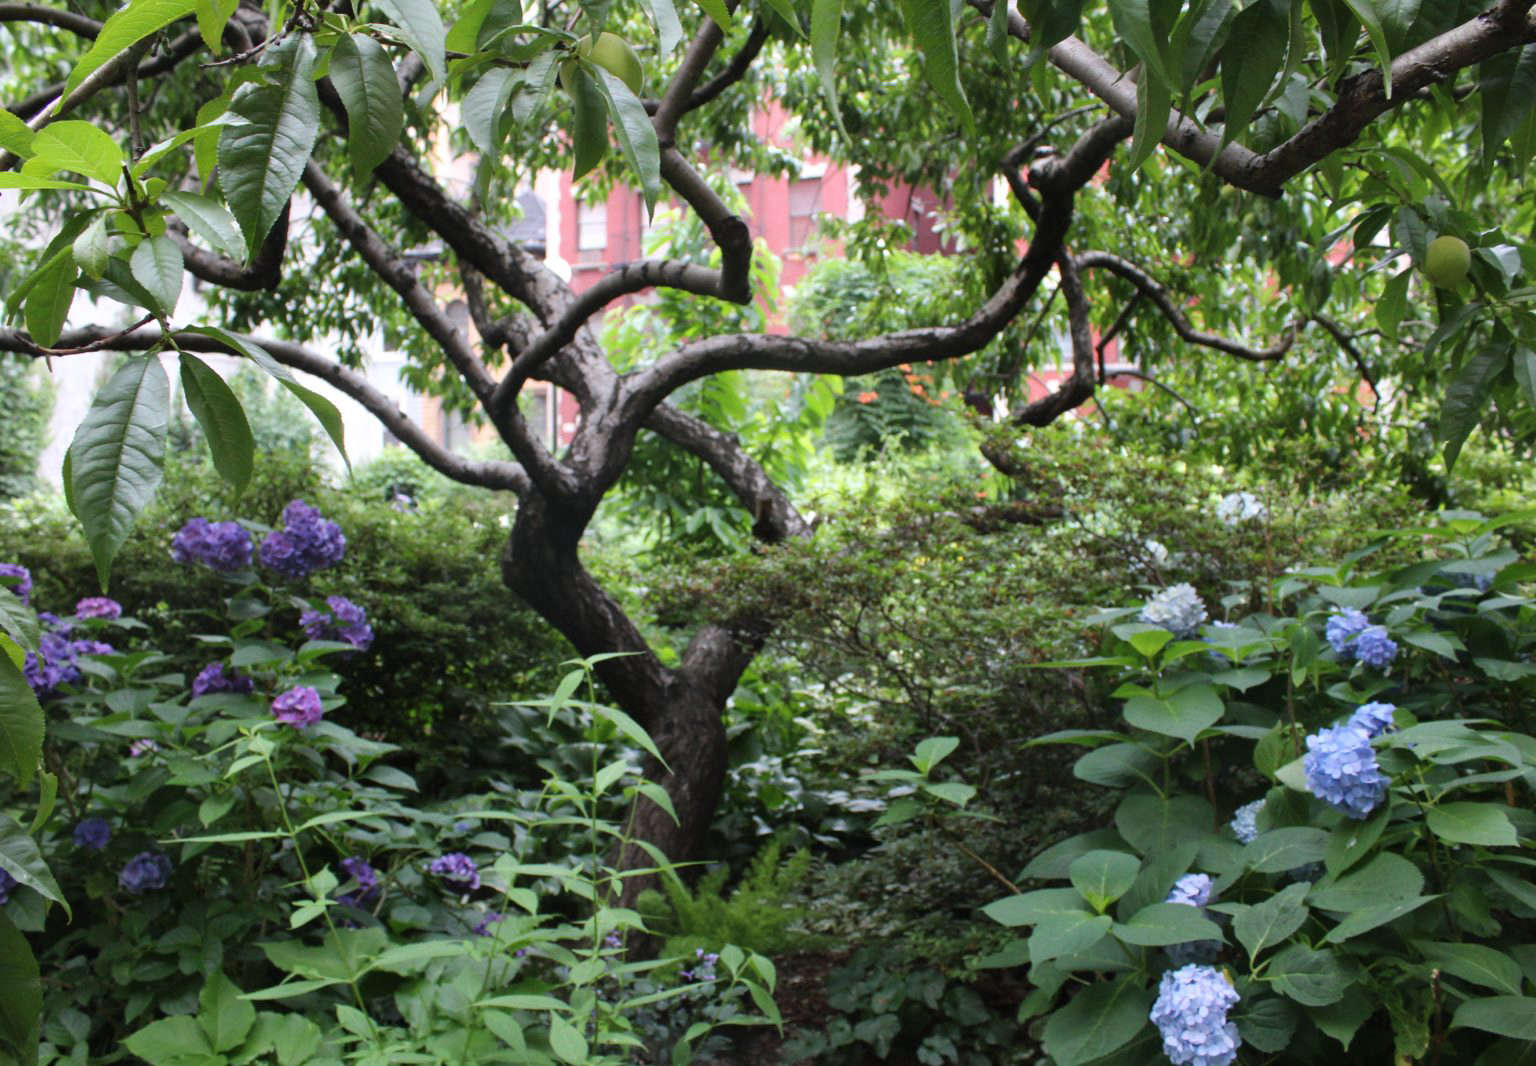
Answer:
[
  {"xmin": 577, "ymin": 201, "xmax": 607, "ymax": 264},
  {"xmin": 789, "ymin": 179, "xmax": 821, "ymax": 249}
]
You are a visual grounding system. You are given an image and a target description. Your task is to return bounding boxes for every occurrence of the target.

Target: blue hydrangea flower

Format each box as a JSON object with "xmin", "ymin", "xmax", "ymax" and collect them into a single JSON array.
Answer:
[
  {"xmin": 260, "ymin": 500, "xmax": 346, "ymax": 579},
  {"xmin": 1353, "ymin": 626, "xmax": 1398, "ymax": 669},
  {"xmin": 1348, "ymin": 702, "xmax": 1396, "ymax": 738},
  {"xmin": 0, "ymin": 867, "xmax": 16, "ymax": 904},
  {"xmin": 1164, "ymin": 874, "xmax": 1222, "ymax": 965},
  {"xmin": 118, "ymin": 851, "xmax": 173, "ymax": 894},
  {"xmin": 1304, "ymin": 723, "xmax": 1388, "ymax": 819},
  {"xmin": 1229, "ymin": 800, "xmax": 1264, "ymax": 844},
  {"xmin": 0, "ymin": 563, "xmax": 31, "ymax": 604},
  {"xmin": 171, "ymin": 518, "xmax": 253, "ymax": 572},
  {"xmin": 74, "ymin": 597, "xmax": 122, "ymax": 620},
  {"xmin": 73, "ymin": 817, "xmax": 111, "ymax": 850},
  {"xmin": 1150, "ymin": 964, "xmax": 1241, "ymax": 1066},
  {"xmin": 1141, "ymin": 584, "xmax": 1208, "ymax": 639},
  {"xmin": 1324, "ymin": 608, "xmax": 1369, "ymax": 655},
  {"xmin": 300, "ymin": 595, "xmax": 374, "ymax": 651},
  {"xmin": 191, "ymin": 662, "xmax": 254, "ymax": 698},
  {"xmin": 272, "ymin": 686, "xmax": 324, "ymax": 729},
  {"xmin": 337, "ymin": 856, "xmax": 381, "ymax": 907},
  {"xmin": 430, "ymin": 852, "xmax": 480, "ymax": 893},
  {"xmin": 23, "ymin": 630, "xmax": 82, "ymax": 699}
]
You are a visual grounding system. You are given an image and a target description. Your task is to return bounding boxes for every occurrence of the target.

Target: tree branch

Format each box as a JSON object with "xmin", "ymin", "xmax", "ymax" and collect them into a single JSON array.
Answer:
[
  {"xmin": 644, "ymin": 17, "xmax": 769, "ymax": 119},
  {"xmin": 5, "ymin": 27, "xmax": 206, "ymax": 129},
  {"xmin": 0, "ymin": 326, "xmax": 530, "ymax": 493},
  {"xmin": 0, "ymin": 4, "xmax": 100, "ymax": 38},
  {"xmin": 170, "ymin": 201, "xmax": 290, "ymax": 291},
  {"xmin": 1011, "ymin": 251, "xmax": 1095, "ymax": 425},
  {"xmin": 1312, "ymin": 312, "xmax": 1381, "ymax": 410}
]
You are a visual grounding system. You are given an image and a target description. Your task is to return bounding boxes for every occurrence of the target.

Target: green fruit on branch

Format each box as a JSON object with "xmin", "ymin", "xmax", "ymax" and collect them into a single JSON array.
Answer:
[
  {"xmin": 574, "ymin": 32, "xmax": 643, "ymax": 95},
  {"xmin": 1423, "ymin": 235, "xmax": 1471, "ymax": 288}
]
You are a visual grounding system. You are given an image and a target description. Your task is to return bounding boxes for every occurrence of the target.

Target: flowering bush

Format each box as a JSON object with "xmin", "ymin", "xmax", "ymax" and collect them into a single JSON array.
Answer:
[
  {"xmin": 259, "ymin": 499, "xmax": 346, "ymax": 578},
  {"xmin": 981, "ymin": 513, "xmax": 1536, "ymax": 1065}
]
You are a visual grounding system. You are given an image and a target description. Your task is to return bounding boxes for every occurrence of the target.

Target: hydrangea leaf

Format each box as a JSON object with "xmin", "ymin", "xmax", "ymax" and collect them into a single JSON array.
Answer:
[
  {"xmin": 1241, "ymin": 826, "xmax": 1328, "ymax": 873},
  {"xmin": 1426, "ymin": 801, "xmax": 1519, "ymax": 847},
  {"xmin": 1041, "ymin": 974, "xmax": 1153, "ymax": 1066},
  {"xmin": 1111, "ymin": 902, "xmax": 1224, "ymax": 946},
  {"xmin": 1069, "ymin": 850, "xmax": 1142, "ymax": 913},
  {"xmin": 1268, "ymin": 943, "xmax": 1350, "ymax": 1006},
  {"xmin": 1232, "ymin": 882, "xmax": 1311, "ymax": 960}
]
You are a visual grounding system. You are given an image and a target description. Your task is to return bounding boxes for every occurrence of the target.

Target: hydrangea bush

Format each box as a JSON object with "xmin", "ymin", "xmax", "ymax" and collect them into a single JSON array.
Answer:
[{"xmin": 980, "ymin": 512, "xmax": 1536, "ymax": 1066}]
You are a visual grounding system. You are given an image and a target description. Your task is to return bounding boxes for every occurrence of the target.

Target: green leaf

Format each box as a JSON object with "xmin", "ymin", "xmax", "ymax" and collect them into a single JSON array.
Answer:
[
  {"xmin": 374, "ymin": 0, "xmax": 448, "ymax": 85},
  {"xmin": 1128, "ymin": 65, "xmax": 1171, "ymax": 172},
  {"xmin": 1234, "ymin": 995, "xmax": 1298, "ymax": 1054},
  {"xmin": 1112, "ymin": 902, "xmax": 1224, "ymax": 946},
  {"xmin": 1074, "ymin": 743, "xmax": 1162, "ymax": 790},
  {"xmin": 24, "ymin": 254, "xmax": 77, "ymax": 348},
  {"xmin": 0, "ymin": 109, "xmax": 36, "ymax": 157},
  {"xmin": 0, "ymin": 654, "xmax": 43, "ymax": 788},
  {"xmin": 1114, "ymin": 622, "xmax": 1173, "ymax": 657},
  {"xmin": 1242, "ymin": 826, "xmax": 1328, "ymax": 873},
  {"xmin": 0, "ymin": 909, "xmax": 41, "ymax": 1064},
  {"xmin": 33, "ymin": 121, "xmax": 123, "ymax": 186},
  {"xmin": 195, "ymin": 328, "xmax": 349, "ymax": 469},
  {"xmin": 1322, "ymin": 895, "xmax": 1436, "ymax": 943},
  {"xmin": 1450, "ymin": 996, "xmax": 1536, "ymax": 1040},
  {"xmin": 1040, "ymin": 975, "xmax": 1153, "ymax": 1066},
  {"xmin": 810, "ymin": 0, "xmax": 845, "ymax": 134},
  {"xmin": 1337, "ymin": 0, "xmax": 1394, "ymax": 96},
  {"xmin": 196, "ymin": 0, "xmax": 238, "ymax": 51},
  {"xmin": 1268, "ymin": 943, "xmax": 1351, "ymax": 1006},
  {"xmin": 548, "ymin": 1014, "xmax": 588, "ymax": 1064},
  {"xmin": 463, "ymin": 67, "xmax": 516, "ymax": 157},
  {"xmin": 1479, "ymin": 44, "xmax": 1536, "ymax": 165},
  {"xmin": 0, "ymin": 173, "xmax": 92, "ymax": 191},
  {"xmin": 72, "ymin": 215, "xmax": 110, "ymax": 279},
  {"xmin": 693, "ymin": 0, "xmax": 733, "ymax": 31},
  {"xmin": 1123, "ymin": 683, "xmax": 1223, "ymax": 745},
  {"xmin": 1070, "ymin": 850, "xmax": 1142, "ymax": 912},
  {"xmin": 198, "ymin": 971, "xmax": 256, "ymax": 1052},
  {"xmin": 179, "ymin": 353, "xmax": 254, "ymax": 494},
  {"xmin": 64, "ymin": 0, "xmax": 197, "ymax": 98},
  {"xmin": 984, "ymin": 887, "xmax": 1091, "ymax": 928},
  {"xmin": 0, "ymin": 813, "xmax": 66, "ymax": 909},
  {"xmin": 1427, "ymin": 802, "xmax": 1519, "ymax": 847},
  {"xmin": 123, "ymin": 1015, "xmax": 214, "ymax": 1062},
  {"xmin": 1312, "ymin": 988, "xmax": 1375, "ymax": 1050},
  {"xmin": 912, "ymin": 736, "xmax": 960, "ymax": 773},
  {"xmin": 1218, "ymin": 0, "xmax": 1287, "ymax": 148},
  {"xmin": 331, "ymin": 34, "xmax": 405, "ymax": 179},
  {"xmin": 647, "ymin": 0, "xmax": 686, "ymax": 51},
  {"xmin": 1513, "ymin": 347, "xmax": 1536, "ymax": 408},
  {"xmin": 590, "ymin": 66, "xmax": 661, "ymax": 212},
  {"xmin": 566, "ymin": 63, "xmax": 608, "ymax": 182},
  {"xmin": 66, "ymin": 355, "xmax": 170, "ymax": 588},
  {"xmin": 1115, "ymin": 791, "xmax": 1214, "ymax": 856},
  {"xmin": 129, "ymin": 234, "xmax": 183, "ymax": 315},
  {"xmin": 218, "ymin": 35, "xmax": 321, "ymax": 258},
  {"xmin": 897, "ymin": 0, "xmax": 973, "ymax": 133},
  {"xmin": 1419, "ymin": 942, "xmax": 1525, "ymax": 996},
  {"xmin": 1108, "ymin": 0, "xmax": 1174, "ymax": 86},
  {"xmin": 1233, "ymin": 882, "xmax": 1310, "ymax": 960},
  {"xmin": 1439, "ymin": 343, "xmax": 1510, "ymax": 470},
  {"xmin": 1031, "ymin": 911, "xmax": 1113, "ymax": 964},
  {"xmin": 161, "ymin": 190, "xmax": 246, "ymax": 262},
  {"xmin": 1323, "ymin": 802, "xmax": 1389, "ymax": 877},
  {"xmin": 1309, "ymin": 852, "xmax": 1423, "ymax": 912}
]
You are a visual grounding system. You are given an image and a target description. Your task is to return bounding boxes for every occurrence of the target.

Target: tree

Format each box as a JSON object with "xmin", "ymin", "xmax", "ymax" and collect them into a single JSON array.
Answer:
[{"xmin": 0, "ymin": 0, "xmax": 1532, "ymax": 894}]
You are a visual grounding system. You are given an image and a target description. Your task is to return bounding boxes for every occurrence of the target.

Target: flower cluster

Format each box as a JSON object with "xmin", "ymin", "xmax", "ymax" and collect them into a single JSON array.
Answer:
[
  {"xmin": 23, "ymin": 614, "xmax": 114, "ymax": 700},
  {"xmin": 1229, "ymin": 800, "xmax": 1264, "ymax": 845},
  {"xmin": 271, "ymin": 686, "xmax": 324, "ymax": 729},
  {"xmin": 1349, "ymin": 701, "xmax": 1396, "ymax": 738},
  {"xmin": 1304, "ymin": 720, "xmax": 1389, "ymax": 819},
  {"xmin": 1353, "ymin": 626, "xmax": 1398, "ymax": 668},
  {"xmin": 337, "ymin": 856, "xmax": 381, "ymax": 908},
  {"xmin": 0, "ymin": 562, "xmax": 32, "ymax": 604},
  {"xmin": 72, "ymin": 817, "xmax": 111, "ymax": 851},
  {"xmin": 0, "ymin": 867, "xmax": 15, "ymax": 905},
  {"xmin": 300, "ymin": 595, "xmax": 374, "ymax": 651},
  {"xmin": 1324, "ymin": 609, "xmax": 1397, "ymax": 668},
  {"xmin": 74, "ymin": 597, "xmax": 122, "ymax": 620},
  {"xmin": 1141, "ymin": 584, "xmax": 1208, "ymax": 639},
  {"xmin": 170, "ymin": 518, "xmax": 253, "ymax": 572},
  {"xmin": 260, "ymin": 500, "xmax": 346, "ymax": 579},
  {"xmin": 128, "ymin": 739, "xmax": 160, "ymax": 758},
  {"xmin": 118, "ymin": 851, "xmax": 173, "ymax": 894},
  {"xmin": 429, "ymin": 852, "xmax": 480, "ymax": 893},
  {"xmin": 1215, "ymin": 491, "xmax": 1266, "ymax": 525},
  {"xmin": 1150, "ymin": 964, "xmax": 1242, "ymax": 1066},
  {"xmin": 681, "ymin": 948, "xmax": 720, "ymax": 982},
  {"xmin": 473, "ymin": 911, "xmax": 504, "ymax": 938},
  {"xmin": 1164, "ymin": 874, "xmax": 1221, "ymax": 966},
  {"xmin": 191, "ymin": 662, "xmax": 255, "ymax": 699}
]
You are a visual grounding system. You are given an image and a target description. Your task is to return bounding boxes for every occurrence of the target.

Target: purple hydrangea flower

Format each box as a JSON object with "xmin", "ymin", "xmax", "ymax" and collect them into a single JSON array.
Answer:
[
  {"xmin": 337, "ymin": 856, "xmax": 381, "ymax": 907},
  {"xmin": 170, "ymin": 518, "xmax": 253, "ymax": 572},
  {"xmin": 191, "ymin": 662, "xmax": 255, "ymax": 698},
  {"xmin": 272, "ymin": 686, "xmax": 324, "ymax": 729},
  {"xmin": 259, "ymin": 500, "xmax": 346, "ymax": 579},
  {"xmin": 1150, "ymin": 964, "xmax": 1242, "ymax": 1066},
  {"xmin": 118, "ymin": 851, "xmax": 173, "ymax": 894},
  {"xmin": 1324, "ymin": 608, "xmax": 1369, "ymax": 656},
  {"xmin": 128, "ymin": 739, "xmax": 160, "ymax": 757},
  {"xmin": 1348, "ymin": 701, "xmax": 1397, "ymax": 738},
  {"xmin": 1304, "ymin": 723, "xmax": 1388, "ymax": 819},
  {"xmin": 299, "ymin": 596, "xmax": 374, "ymax": 651},
  {"xmin": 74, "ymin": 597, "xmax": 122, "ymax": 620},
  {"xmin": 69, "ymin": 639, "xmax": 114, "ymax": 658},
  {"xmin": 73, "ymin": 817, "xmax": 111, "ymax": 850},
  {"xmin": 473, "ymin": 911, "xmax": 504, "ymax": 937},
  {"xmin": 1141, "ymin": 584, "xmax": 1208, "ymax": 639},
  {"xmin": 24, "ymin": 629, "xmax": 84, "ymax": 699},
  {"xmin": 1229, "ymin": 800, "xmax": 1264, "ymax": 845},
  {"xmin": 682, "ymin": 948, "xmax": 720, "ymax": 982},
  {"xmin": 1353, "ymin": 626, "xmax": 1398, "ymax": 669},
  {"xmin": 0, "ymin": 563, "xmax": 32, "ymax": 605},
  {"xmin": 0, "ymin": 867, "xmax": 16, "ymax": 904},
  {"xmin": 429, "ymin": 852, "xmax": 480, "ymax": 893}
]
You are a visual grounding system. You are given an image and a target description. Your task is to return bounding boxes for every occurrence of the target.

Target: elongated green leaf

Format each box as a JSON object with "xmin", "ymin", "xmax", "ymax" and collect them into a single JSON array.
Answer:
[
  {"xmin": 1173, "ymin": 0, "xmax": 1234, "ymax": 96},
  {"xmin": 198, "ymin": 971, "xmax": 255, "ymax": 1053},
  {"xmin": 567, "ymin": 63, "xmax": 608, "ymax": 181},
  {"xmin": 549, "ymin": 1014, "xmax": 588, "ymax": 1064},
  {"xmin": 66, "ymin": 355, "xmax": 170, "ymax": 588},
  {"xmin": 0, "ymin": 596, "xmax": 39, "ymax": 654},
  {"xmin": 648, "ymin": 0, "xmax": 686, "ymax": 50},
  {"xmin": 1438, "ymin": 343, "xmax": 1510, "ymax": 470},
  {"xmin": 0, "ymin": 654, "xmax": 42, "ymax": 788},
  {"xmin": 1337, "ymin": 0, "xmax": 1394, "ymax": 96},
  {"xmin": 72, "ymin": 215, "xmax": 109, "ymax": 279},
  {"xmin": 463, "ymin": 67, "xmax": 517, "ymax": 157},
  {"xmin": 331, "ymin": 34, "xmax": 405, "ymax": 179},
  {"xmin": 129, "ymin": 234, "xmax": 184, "ymax": 315},
  {"xmin": 374, "ymin": 0, "xmax": 448, "ymax": 85},
  {"xmin": 1450, "ymin": 996, "xmax": 1536, "ymax": 1040},
  {"xmin": 694, "ymin": 0, "xmax": 733, "ymax": 31},
  {"xmin": 196, "ymin": 0, "xmax": 238, "ymax": 50},
  {"xmin": 446, "ymin": 0, "xmax": 500, "ymax": 51},
  {"xmin": 0, "ymin": 909, "xmax": 41, "ymax": 1065},
  {"xmin": 898, "ymin": 0, "xmax": 973, "ymax": 133},
  {"xmin": 1218, "ymin": 0, "xmax": 1288, "ymax": 148},
  {"xmin": 1322, "ymin": 895, "xmax": 1435, "ymax": 942},
  {"xmin": 24, "ymin": 254, "xmax": 77, "ymax": 348},
  {"xmin": 1480, "ymin": 45, "xmax": 1536, "ymax": 165},
  {"xmin": 0, "ymin": 813, "xmax": 66, "ymax": 909},
  {"xmin": 1108, "ymin": 0, "xmax": 1174, "ymax": 86},
  {"xmin": 0, "ymin": 109, "xmax": 35, "ymax": 157},
  {"xmin": 180, "ymin": 354, "xmax": 254, "ymax": 494},
  {"xmin": 64, "ymin": 0, "xmax": 198, "ymax": 97},
  {"xmin": 132, "ymin": 114, "xmax": 237, "ymax": 178},
  {"xmin": 1041, "ymin": 975, "xmax": 1153, "ymax": 1066},
  {"xmin": 1128, "ymin": 67, "xmax": 1171, "ymax": 171},
  {"xmin": 810, "ymin": 0, "xmax": 845, "ymax": 133},
  {"xmin": 1420, "ymin": 942, "xmax": 1525, "ymax": 996},
  {"xmin": 218, "ymin": 35, "xmax": 320, "ymax": 257},
  {"xmin": 161, "ymin": 190, "xmax": 245, "ymax": 261},
  {"xmin": 0, "ymin": 173, "xmax": 91, "ymax": 191}
]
